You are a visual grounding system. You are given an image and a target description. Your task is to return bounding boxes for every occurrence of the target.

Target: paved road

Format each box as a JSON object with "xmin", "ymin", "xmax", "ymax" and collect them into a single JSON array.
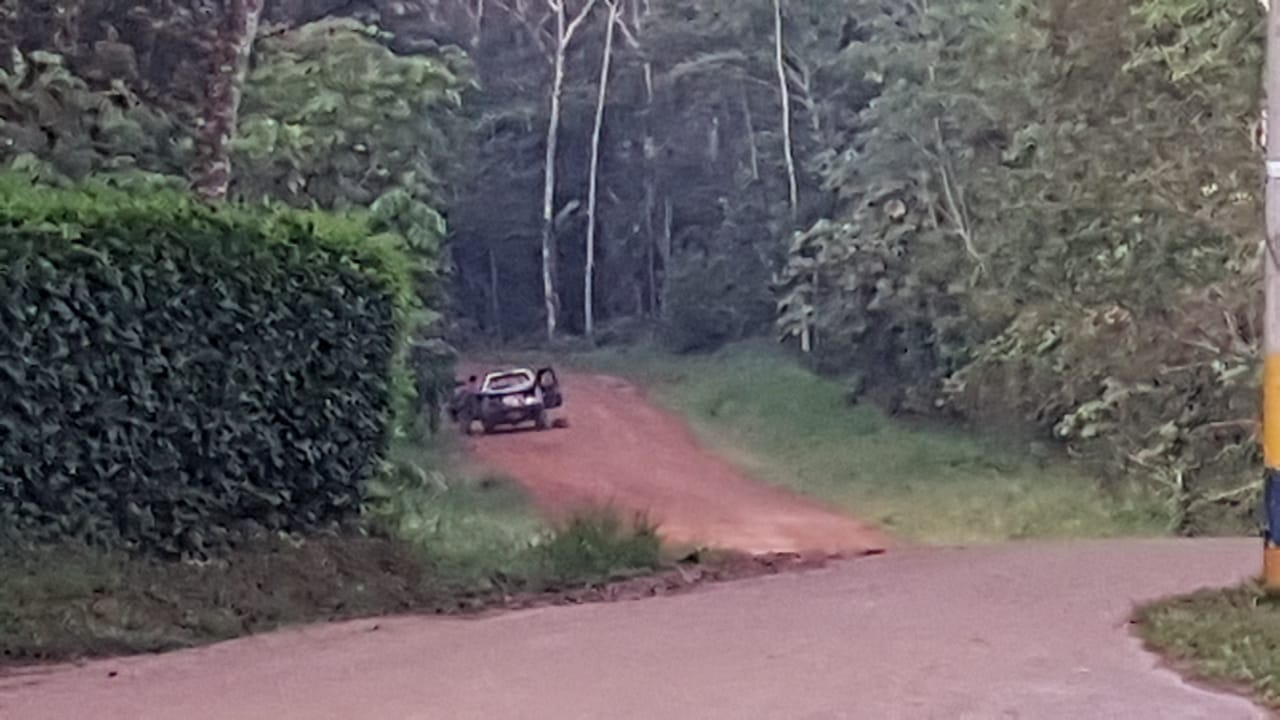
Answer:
[{"xmin": 1, "ymin": 538, "xmax": 1264, "ymax": 719}]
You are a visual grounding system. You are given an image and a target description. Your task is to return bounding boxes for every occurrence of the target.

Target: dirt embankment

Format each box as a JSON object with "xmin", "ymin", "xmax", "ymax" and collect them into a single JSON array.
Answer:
[{"xmin": 461, "ymin": 369, "xmax": 887, "ymax": 556}]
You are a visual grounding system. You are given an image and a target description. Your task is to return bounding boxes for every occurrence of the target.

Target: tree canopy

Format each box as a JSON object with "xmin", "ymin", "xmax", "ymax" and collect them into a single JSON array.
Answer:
[{"xmin": 0, "ymin": 0, "xmax": 1266, "ymax": 530}]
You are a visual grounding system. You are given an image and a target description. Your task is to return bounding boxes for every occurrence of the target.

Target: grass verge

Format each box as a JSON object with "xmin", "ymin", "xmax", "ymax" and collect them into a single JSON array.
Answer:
[
  {"xmin": 1137, "ymin": 582, "xmax": 1280, "ymax": 709},
  {"xmin": 369, "ymin": 437, "xmax": 665, "ymax": 592},
  {"xmin": 0, "ymin": 436, "xmax": 664, "ymax": 667},
  {"xmin": 547, "ymin": 341, "xmax": 1171, "ymax": 543}
]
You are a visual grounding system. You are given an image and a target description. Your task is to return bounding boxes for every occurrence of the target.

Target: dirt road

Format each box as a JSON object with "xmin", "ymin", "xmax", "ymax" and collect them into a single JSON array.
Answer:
[
  {"xmin": 461, "ymin": 370, "xmax": 887, "ymax": 555},
  {"xmin": 1, "ymin": 539, "xmax": 1263, "ymax": 719}
]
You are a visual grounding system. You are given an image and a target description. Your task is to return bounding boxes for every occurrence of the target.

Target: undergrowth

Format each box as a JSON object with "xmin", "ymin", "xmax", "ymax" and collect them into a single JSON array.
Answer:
[
  {"xmin": 1, "ymin": 436, "xmax": 664, "ymax": 666},
  {"xmin": 370, "ymin": 437, "xmax": 664, "ymax": 591}
]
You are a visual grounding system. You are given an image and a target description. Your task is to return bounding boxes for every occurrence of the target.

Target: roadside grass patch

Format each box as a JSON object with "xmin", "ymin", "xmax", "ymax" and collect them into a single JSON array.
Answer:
[
  {"xmin": 1137, "ymin": 582, "xmax": 1280, "ymax": 709},
  {"xmin": 534, "ymin": 511, "xmax": 663, "ymax": 586},
  {"xmin": 0, "ymin": 536, "xmax": 437, "ymax": 664},
  {"xmin": 372, "ymin": 438, "xmax": 664, "ymax": 591},
  {"xmin": 554, "ymin": 341, "xmax": 1170, "ymax": 543},
  {"xmin": 367, "ymin": 438, "xmax": 548, "ymax": 591},
  {"xmin": 0, "ymin": 437, "xmax": 666, "ymax": 667}
]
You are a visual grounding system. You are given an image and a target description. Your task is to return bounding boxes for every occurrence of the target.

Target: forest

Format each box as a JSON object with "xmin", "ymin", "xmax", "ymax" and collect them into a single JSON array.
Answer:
[{"xmin": 0, "ymin": 0, "xmax": 1265, "ymax": 532}]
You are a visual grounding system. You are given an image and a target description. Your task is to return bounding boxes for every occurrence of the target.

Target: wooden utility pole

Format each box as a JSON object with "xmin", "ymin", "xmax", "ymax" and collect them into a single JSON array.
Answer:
[{"xmin": 1263, "ymin": 0, "xmax": 1280, "ymax": 590}]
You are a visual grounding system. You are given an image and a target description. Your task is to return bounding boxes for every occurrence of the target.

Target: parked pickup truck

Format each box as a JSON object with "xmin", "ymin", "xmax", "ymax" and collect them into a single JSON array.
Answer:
[{"xmin": 450, "ymin": 366, "xmax": 563, "ymax": 435}]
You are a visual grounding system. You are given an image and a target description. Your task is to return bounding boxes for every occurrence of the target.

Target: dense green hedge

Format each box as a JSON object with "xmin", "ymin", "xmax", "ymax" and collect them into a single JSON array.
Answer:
[{"xmin": 0, "ymin": 179, "xmax": 414, "ymax": 556}]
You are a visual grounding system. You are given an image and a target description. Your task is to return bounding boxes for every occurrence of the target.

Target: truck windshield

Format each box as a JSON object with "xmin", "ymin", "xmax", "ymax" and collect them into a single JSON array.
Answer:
[{"xmin": 483, "ymin": 371, "xmax": 535, "ymax": 393}]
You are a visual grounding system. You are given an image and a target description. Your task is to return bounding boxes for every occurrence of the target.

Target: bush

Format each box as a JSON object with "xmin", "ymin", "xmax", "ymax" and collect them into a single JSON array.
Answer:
[
  {"xmin": 0, "ymin": 179, "xmax": 414, "ymax": 556},
  {"xmin": 534, "ymin": 510, "xmax": 663, "ymax": 586},
  {"xmin": 663, "ymin": 251, "xmax": 773, "ymax": 354}
]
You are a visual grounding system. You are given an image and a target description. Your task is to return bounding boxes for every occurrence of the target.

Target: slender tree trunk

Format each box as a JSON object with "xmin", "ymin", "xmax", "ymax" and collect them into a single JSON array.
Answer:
[
  {"xmin": 647, "ymin": 238, "xmax": 657, "ymax": 315},
  {"xmin": 659, "ymin": 196, "xmax": 672, "ymax": 316},
  {"xmin": 194, "ymin": 0, "xmax": 264, "ymax": 201},
  {"xmin": 541, "ymin": 37, "xmax": 565, "ymax": 341},
  {"xmin": 584, "ymin": 1, "xmax": 620, "ymax": 342},
  {"xmin": 644, "ymin": 177, "xmax": 657, "ymax": 316},
  {"xmin": 772, "ymin": 0, "xmax": 798, "ymax": 220},
  {"xmin": 473, "ymin": 0, "xmax": 485, "ymax": 48},
  {"xmin": 740, "ymin": 83, "xmax": 760, "ymax": 182},
  {"xmin": 488, "ymin": 244, "xmax": 501, "ymax": 339},
  {"xmin": 642, "ymin": 63, "xmax": 657, "ymax": 318},
  {"xmin": 629, "ymin": 0, "xmax": 657, "ymax": 319},
  {"xmin": 541, "ymin": 0, "xmax": 598, "ymax": 342}
]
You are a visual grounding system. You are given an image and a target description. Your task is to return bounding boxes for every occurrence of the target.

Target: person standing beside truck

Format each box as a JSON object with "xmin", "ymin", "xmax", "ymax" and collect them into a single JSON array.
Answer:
[
  {"xmin": 450, "ymin": 374, "xmax": 481, "ymax": 434},
  {"xmin": 407, "ymin": 330, "xmax": 457, "ymax": 436}
]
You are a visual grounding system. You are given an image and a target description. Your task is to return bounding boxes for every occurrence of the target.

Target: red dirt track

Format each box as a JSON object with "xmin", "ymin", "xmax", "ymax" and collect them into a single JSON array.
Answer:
[{"xmin": 460, "ymin": 369, "xmax": 887, "ymax": 556}]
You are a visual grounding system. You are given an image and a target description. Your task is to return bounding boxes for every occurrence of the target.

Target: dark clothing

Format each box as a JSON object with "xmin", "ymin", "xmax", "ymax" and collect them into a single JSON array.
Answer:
[
  {"xmin": 408, "ymin": 336, "xmax": 457, "ymax": 435},
  {"xmin": 449, "ymin": 379, "xmax": 480, "ymax": 429}
]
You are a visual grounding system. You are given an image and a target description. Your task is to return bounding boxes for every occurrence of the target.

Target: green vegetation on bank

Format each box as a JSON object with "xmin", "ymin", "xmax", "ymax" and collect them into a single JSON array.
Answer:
[
  {"xmin": 0, "ymin": 180, "xmax": 410, "ymax": 557},
  {"xmin": 564, "ymin": 343, "xmax": 1170, "ymax": 543},
  {"xmin": 372, "ymin": 439, "xmax": 663, "ymax": 592},
  {"xmin": 1, "ymin": 436, "xmax": 663, "ymax": 665},
  {"xmin": 1138, "ymin": 583, "xmax": 1280, "ymax": 710}
]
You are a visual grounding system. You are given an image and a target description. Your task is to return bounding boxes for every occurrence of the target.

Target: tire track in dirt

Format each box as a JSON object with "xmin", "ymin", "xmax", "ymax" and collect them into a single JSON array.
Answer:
[{"xmin": 459, "ymin": 369, "xmax": 887, "ymax": 556}]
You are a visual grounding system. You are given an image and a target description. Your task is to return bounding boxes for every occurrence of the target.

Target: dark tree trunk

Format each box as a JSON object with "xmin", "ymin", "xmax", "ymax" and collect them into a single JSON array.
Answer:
[{"xmin": 193, "ymin": 0, "xmax": 264, "ymax": 201}]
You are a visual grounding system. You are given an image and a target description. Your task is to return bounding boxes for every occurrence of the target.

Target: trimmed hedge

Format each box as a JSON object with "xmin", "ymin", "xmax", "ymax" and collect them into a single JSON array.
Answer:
[{"xmin": 0, "ymin": 179, "xmax": 414, "ymax": 556}]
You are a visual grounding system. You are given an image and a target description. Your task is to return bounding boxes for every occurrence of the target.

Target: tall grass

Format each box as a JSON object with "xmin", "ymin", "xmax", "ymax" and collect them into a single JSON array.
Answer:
[
  {"xmin": 567, "ymin": 341, "xmax": 1170, "ymax": 544},
  {"xmin": 535, "ymin": 511, "xmax": 663, "ymax": 586},
  {"xmin": 1, "ymin": 437, "xmax": 666, "ymax": 666},
  {"xmin": 366, "ymin": 438, "xmax": 663, "ymax": 591}
]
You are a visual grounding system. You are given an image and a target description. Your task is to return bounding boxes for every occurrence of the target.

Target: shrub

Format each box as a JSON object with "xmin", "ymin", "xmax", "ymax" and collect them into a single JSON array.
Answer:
[
  {"xmin": 533, "ymin": 510, "xmax": 663, "ymax": 586},
  {"xmin": 0, "ymin": 178, "xmax": 414, "ymax": 556},
  {"xmin": 663, "ymin": 250, "xmax": 773, "ymax": 354}
]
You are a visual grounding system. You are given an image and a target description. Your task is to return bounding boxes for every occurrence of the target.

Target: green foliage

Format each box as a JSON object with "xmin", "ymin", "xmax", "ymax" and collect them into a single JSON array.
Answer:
[
  {"xmin": 0, "ymin": 438, "xmax": 660, "ymax": 665},
  {"xmin": 234, "ymin": 18, "xmax": 464, "ymax": 324},
  {"xmin": 533, "ymin": 511, "xmax": 662, "ymax": 586},
  {"xmin": 369, "ymin": 188, "xmax": 449, "ymax": 311},
  {"xmin": 0, "ymin": 0, "xmax": 216, "ymax": 126},
  {"xmin": 663, "ymin": 242, "xmax": 774, "ymax": 353},
  {"xmin": 779, "ymin": 0, "xmax": 1263, "ymax": 530},
  {"xmin": 0, "ymin": 49, "xmax": 192, "ymax": 180},
  {"xmin": 0, "ymin": 179, "xmax": 413, "ymax": 556},
  {"xmin": 234, "ymin": 18, "xmax": 471, "ymax": 212},
  {"xmin": 777, "ymin": 198, "xmax": 968, "ymax": 397},
  {"xmin": 571, "ymin": 343, "xmax": 1170, "ymax": 542},
  {"xmin": 364, "ymin": 449, "xmax": 546, "ymax": 589}
]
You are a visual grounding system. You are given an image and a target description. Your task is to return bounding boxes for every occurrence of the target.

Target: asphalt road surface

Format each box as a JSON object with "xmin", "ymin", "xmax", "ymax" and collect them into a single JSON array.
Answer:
[{"xmin": 0, "ymin": 539, "xmax": 1263, "ymax": 719}]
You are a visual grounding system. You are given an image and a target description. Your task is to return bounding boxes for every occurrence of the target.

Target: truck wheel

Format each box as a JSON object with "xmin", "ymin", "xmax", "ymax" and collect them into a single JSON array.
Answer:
[
  {"xmin": 482, "ymin": 420, "xmax": 497, "ymax": 434},
  {"xmin": 535, "ymin": 409, "xmax": 549, "ymax": 430}
]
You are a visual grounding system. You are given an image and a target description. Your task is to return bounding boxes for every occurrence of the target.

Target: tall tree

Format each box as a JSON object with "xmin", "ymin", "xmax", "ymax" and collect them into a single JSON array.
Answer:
[
  {"xmin": 194, "ymin": 0, "xmax": 264, "ymax": 201},
  {"xmin": 541, "ymin": 0, "xmax": 598, "ymax": 340},
  {"xmin": 772, "ymin": 0, "xmax": 798, "ymax": 220},
  {"xmin": 584, "ymin": 0, "xmax": 622, "ymax": 341}
]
